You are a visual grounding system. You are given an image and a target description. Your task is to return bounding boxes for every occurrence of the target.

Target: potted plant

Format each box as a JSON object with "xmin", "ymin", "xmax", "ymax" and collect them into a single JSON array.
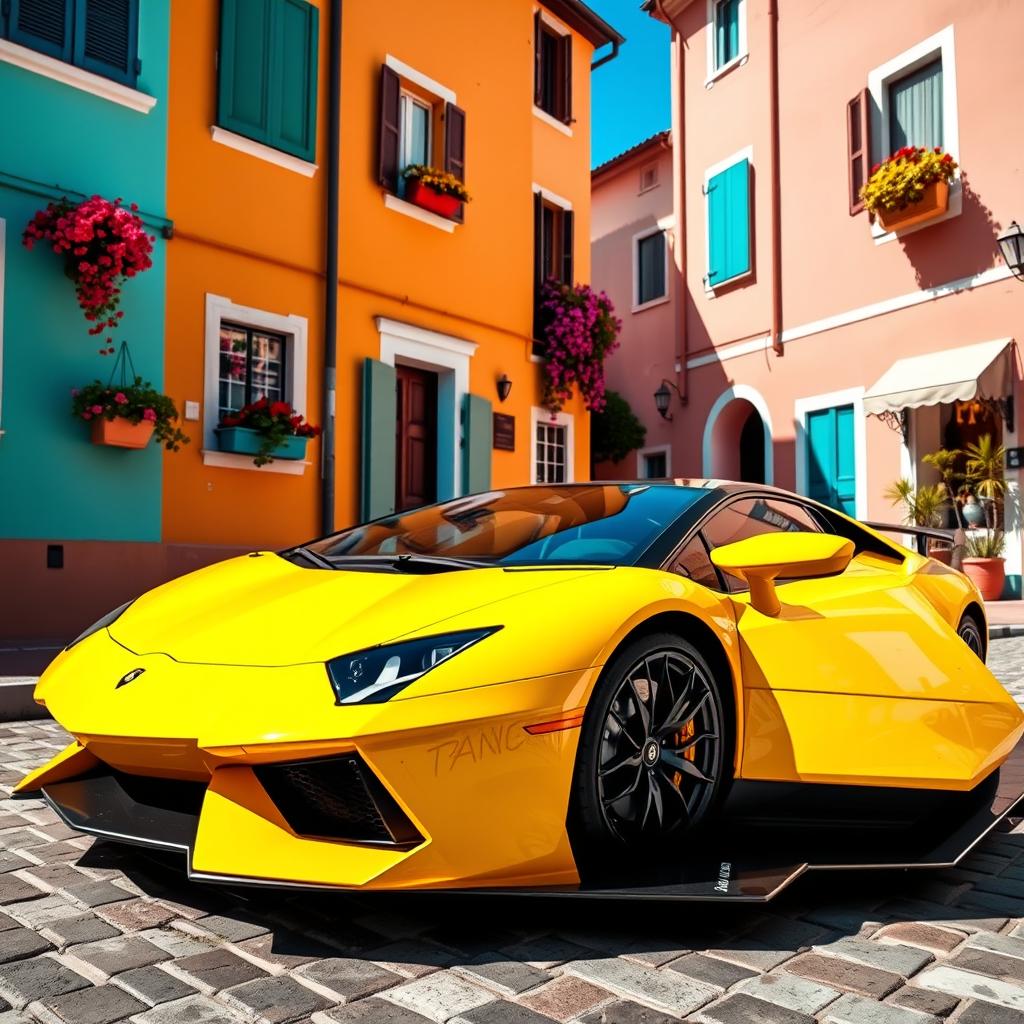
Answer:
[
  {"xmin": 538, "ymin": 280, "xmax": 622, "ymax": 413},
  {"xmin": 72, "ymin": 378, "xmax": 189, "ymax": 451},
  {"xmin": 217, "ymin": 399, "xmax": 321, "ymax": 467},
  {"xmin": 963, "ymin": 530, "xmax": 1006, "ymax": 601},
  {"xmin": 884, "ymin": 478, "xmax": 952, "ymax": 562},
  {"xmin": 23, "ymin": 195, "xmax": 154, "ymax": 355},
  {"xmin": 402, "ymin": 165, "xmax": 471, "ymax": 219},
  {"xmin": 960, "ymin": 433, "xmax": 1007, "ymax": 599},
  {"xmin": 860, "ymin": 147, "xmax": 958, "ymax": 233}
]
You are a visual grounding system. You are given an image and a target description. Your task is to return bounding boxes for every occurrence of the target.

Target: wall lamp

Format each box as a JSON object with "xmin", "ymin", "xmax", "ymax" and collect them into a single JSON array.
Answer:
[
  {"xmin": 653, "ymin": 379, "xmax": 682, "ymax": 421},
  {"xmin": 496, "ymin": 374, "xmax": 512, "ymax": 403},
  {"xmin": 998, "ymin": 221, "xmax": 1024, "ymax": 281}
]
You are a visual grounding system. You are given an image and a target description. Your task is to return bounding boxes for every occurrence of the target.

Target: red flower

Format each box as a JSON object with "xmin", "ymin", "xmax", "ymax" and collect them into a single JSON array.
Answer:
[{"xmin": 269, "ymin": 401, "xmax": 291, "ymax": 418}]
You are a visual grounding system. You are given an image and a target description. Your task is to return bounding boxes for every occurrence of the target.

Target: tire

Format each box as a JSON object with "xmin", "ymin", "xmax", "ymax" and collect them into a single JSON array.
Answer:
[
  {"xmin": 957, "ymin": 613, "xmax": 986, "ymax": 662},
  {"xmin": 571, "ymin": 632, "xmax": 731, "ymax": 859}
]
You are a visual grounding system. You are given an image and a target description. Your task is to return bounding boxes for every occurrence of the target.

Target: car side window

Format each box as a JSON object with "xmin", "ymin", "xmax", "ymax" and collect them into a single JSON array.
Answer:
[
  {"xmin": 668, "ymin": 535, "xmax": 721, "ymax": 590},
  {"xmin": 701, "ymin": 497, "xmax": 821, "ymax": 593}
]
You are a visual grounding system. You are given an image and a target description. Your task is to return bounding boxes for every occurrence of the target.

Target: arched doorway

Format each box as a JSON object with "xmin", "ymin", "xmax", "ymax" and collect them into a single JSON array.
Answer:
[{"xmin": 703, "ymin": 386, "xmax": 773, "ymax": 484}]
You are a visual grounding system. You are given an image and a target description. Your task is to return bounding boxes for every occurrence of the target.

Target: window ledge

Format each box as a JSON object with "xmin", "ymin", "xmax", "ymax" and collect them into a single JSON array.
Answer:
[
  {"xmin": 705, "ymin": 52, "xmax": 748, "ymax": 89},
  {"xmin": 0, "ymin": 40, "xmax": 155, "ymax": 112},
  {"xmin": 201, "ymin": 449, "xmax": 309, "ymax": 475},
  {"xmin": 383, "ymin": 192, "xmax": 457, "ymax": 233},
  {"xmin": 872, "ymin": 179, "xmax": 963, "ymax": 245},
  {"xmin": 704, "ymin": 268, "xmax": 752, "ymax": 296},
  {"xmin": 210, "ymin": 126, "xmax": 318, "ymax": 177},
  {"xmin": 632, "ymin": 294, "xmax": 671, "ymax": 314},
  {"xmin": 532, "ymin": 105, "xmax": 573, "ymax": 137}
]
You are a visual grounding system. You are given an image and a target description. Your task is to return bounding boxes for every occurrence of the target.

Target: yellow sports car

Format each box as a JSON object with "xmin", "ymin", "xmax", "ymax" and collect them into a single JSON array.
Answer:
[{"xmin": 17, "ymin": 482, "xmax": 1024, "ymax": 899}]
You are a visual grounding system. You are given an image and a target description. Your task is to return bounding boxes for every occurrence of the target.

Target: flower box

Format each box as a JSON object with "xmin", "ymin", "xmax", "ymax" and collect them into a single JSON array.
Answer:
[
  {"xmin": 216, "ymin": 426, "xmax": 308, "ymax": 461},
  {"xmin": 876, "ymin": 179, "xmax": 950, "ymax": 233},
  {"xmin": 91, "ymin": 417, "xmax": 155, "ymax": 449},
  {"xmin": 406, "ymin": 179, "xmax": 462, "ymax": 220}
]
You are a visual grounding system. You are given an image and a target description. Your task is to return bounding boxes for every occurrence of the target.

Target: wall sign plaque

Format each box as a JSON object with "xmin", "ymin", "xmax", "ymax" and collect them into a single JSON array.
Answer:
[{"xmin": 493, "ymin": 413, "xmax": 516, "ymax": 451}]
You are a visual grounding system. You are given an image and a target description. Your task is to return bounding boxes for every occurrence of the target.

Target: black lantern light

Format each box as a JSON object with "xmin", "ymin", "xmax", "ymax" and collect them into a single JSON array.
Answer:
[
  {"xmin": 998, "ymin": 221, "xmax": 1024, "ymax": 280},
  {"xmin": 653, "ymin": 379, "xmax": 678, "ymax": 421},
  {"xmin": 496, "ymin": 374, "xmax": 512, "ymax": 403}
]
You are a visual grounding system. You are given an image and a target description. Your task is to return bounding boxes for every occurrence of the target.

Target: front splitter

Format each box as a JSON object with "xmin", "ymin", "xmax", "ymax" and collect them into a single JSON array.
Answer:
[{"xmin": 37, "ymin": 742, "xmax": 1024, "ymax": 902}]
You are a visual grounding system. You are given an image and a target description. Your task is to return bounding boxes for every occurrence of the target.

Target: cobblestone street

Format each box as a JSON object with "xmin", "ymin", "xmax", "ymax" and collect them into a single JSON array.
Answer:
[{"xmin": 0, "ymin": 639, "xmax": 1022, "ymax": 1024}]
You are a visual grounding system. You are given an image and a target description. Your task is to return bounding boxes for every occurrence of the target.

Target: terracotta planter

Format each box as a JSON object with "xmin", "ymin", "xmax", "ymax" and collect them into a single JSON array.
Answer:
[
  {"xmin": 876, "ymin": 179, "xmax": 950, "ymax": 233},
  {"xmin": 90, "ymin": 417, "xmax": 154, "ymax": 449},
  {"xmin": 962, "ymin": 556, "xmax": 1006, "ymax": 601},
  {"xmin": 406, "ymin": 179, "xmax": 462, "ymax": 219}
]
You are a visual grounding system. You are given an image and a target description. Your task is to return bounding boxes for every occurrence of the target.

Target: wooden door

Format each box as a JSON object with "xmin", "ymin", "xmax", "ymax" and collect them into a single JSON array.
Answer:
[{"xmin": 395, "ymin": 364, "xmax": 438, "ymax": 512}]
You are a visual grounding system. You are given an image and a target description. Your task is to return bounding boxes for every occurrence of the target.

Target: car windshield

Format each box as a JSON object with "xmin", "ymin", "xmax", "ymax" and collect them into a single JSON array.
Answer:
[{"xmin": 306, "ymin": 485, "xmax": 707, "ymax": 566}]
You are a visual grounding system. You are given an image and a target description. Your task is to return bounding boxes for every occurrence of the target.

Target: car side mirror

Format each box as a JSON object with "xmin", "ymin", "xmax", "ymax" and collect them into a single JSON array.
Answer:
[{"xmin": 711, "ymin": 533, "xmax": 854, "ymax": 616}]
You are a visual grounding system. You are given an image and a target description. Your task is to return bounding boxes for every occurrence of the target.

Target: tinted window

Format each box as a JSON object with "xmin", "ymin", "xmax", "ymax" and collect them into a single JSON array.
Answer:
[
  {"xmin": 310, "ymin": 485, "xmax": 707, "ymax": 567},
  {"xmin": 669, "ymin": 535, "xmax": 720, "ymax": 590}
]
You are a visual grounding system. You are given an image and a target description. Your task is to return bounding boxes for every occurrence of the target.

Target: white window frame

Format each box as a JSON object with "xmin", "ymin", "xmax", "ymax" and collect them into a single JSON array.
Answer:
[
  {"xmin": 867, "ymin": 25, "xmax": 960, "ymax": 244},
  {"xmin": 377, "ymin": 317, "xmax": 477, "ymax": 501},
  {"xmin": 399, "ymin": 90, "xmax": 432, "ymax": 174},
  {"xmin": 794, "ymin": 387, "xmax": 867, "ymax": 521},
  {"xmin": 531, "ymin": 407, "xmax": 575, "ymax": 484},
  {"xmin": 0, "ymin": 218, "xmax": 5, "ymax": 440},
  {"xmin": 632, "ymin": 226, "xmax": 671, "ymax": 312},
  {"xmin": 705, "ymin": 0, "xmax": 748, "ymax": 87},
  {"xmin": 532, "ymin": 7, "xmax": 573, "ymax": 137},
  {"xmin": 637, "ymin": 444, "xmax": 672, "ymax": 480},
  {"xmin": 703, "ymin": 145, "xmax": 753, "ymax": 296},
  {"xmin": 203, "ymin": 294, "xmax": 309, "ymax": 475}
]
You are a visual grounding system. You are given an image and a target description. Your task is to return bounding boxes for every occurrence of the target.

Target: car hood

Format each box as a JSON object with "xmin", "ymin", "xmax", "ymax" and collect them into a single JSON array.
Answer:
[{"xmin": 107, "ymin": 553, "xmax": 599, "ymax": 666}]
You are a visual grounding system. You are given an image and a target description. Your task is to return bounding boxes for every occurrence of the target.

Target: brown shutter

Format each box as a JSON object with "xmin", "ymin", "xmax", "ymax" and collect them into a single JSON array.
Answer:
[
  {"xmin": 560, "ymin": 32, "xmax": 573, "ymax": 124},
  {"xmin": 561, "ymin": 208, "xmax": 574, "ymax": 285},
  {"xmin": 378, "ymin": 64, "xmax": 401, "ymax": 192},
  {"xmin": 533, "ymin": 191, "xmax": 545, "ymax": 343},
  {"xmin": 533, "ymin": 11, "xmax": 543, "ymax": 107},
  {"xmin": 444, "ymin": 101, "xmax": 466, "ymax": 223},
  {"xmin": 847, "ymin": 87, "xmax": 870, "ymax": 215}
]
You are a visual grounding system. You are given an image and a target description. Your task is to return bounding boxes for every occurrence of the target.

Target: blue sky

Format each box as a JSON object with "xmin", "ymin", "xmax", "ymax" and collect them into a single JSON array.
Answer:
[{"xmin": 589, "ymin": 1, "xmax": 671, "ymax": 168}]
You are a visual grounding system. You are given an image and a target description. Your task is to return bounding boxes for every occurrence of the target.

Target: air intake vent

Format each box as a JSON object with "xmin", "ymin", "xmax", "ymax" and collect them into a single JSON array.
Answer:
[{"xmin": 255, "ymin": 755, "xmax": 422, "ymax": 848}]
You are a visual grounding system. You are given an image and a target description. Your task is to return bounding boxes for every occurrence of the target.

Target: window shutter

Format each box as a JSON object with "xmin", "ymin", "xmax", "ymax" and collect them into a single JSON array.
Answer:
[
  {"xmin": 218, "ymin": 0, "xmax": 272, "ymax": 146},
  {"xmin": 847, "ymin": 88, "xmax": 870, "ymax": 215},
  {"xmin": 533, "ymin": 10, "xmax": 543, "ymax": 107},
  {"xmin": 462, "ymin": 394, "xmax": 493, "ymax": 495},
  {"xmin": 361, "ymin": 358, "xmax": 397, "ymax": 521},
  {"xmin": 267, "ymin": 0, "xmax": 318, "ymax": 162},
  {"xmin": 560, "ymin": 31, "xmax": 573, "ymax": 124},
  {"xmin": 561, "ymin": 208, "xmax": 574, "ymax": 285},
  {"xmin": 378, "ymin": 63, "xmax": 401, "ymax": 192},
  {"xmin": 7, "ymin": 0, "xmax": 72, "ymax": 61},
  {"xmin": 73, "ymin": 0, "xmax": 138, "ymax": 86},
  {"xmin": 707, "ymin": 158, "xmax": 750, "ymax": 288},
  {"xmin": 532, "ymin": 191, "xmax": 545, "ymax": 341},
  {"xmin": 444, "ymin": 101, "xmax": 466, "ymax": 223}
]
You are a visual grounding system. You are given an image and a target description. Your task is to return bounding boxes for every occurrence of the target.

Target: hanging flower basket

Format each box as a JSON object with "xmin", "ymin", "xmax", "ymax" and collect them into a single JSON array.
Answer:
[
  {"xmin": 23, "ymin": 195, "xmax": 154, "ymax": 355},
  {"xmin": 402, "ymin": 165, "xmax": 470, "ymax": 220},
  {"xmin": 217, "ymin": 399, "xmax": 321, "ymax": 467},
  {"xmin": 91, "ymin": 417, "xmax": 155, "ymax": 449},
  {"xmin": 860, "ymin": 147, "xmax": 957, "ymax": 234}
]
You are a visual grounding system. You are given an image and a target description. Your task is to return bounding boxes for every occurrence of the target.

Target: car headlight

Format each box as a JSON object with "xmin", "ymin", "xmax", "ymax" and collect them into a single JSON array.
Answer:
[
  {"xmin": 65, "ymin": 600, "xmax": 133, "ymax": 651},
  {"xmin": 327, "ymin": 627, "xmax": 500, "ymax": 705}
]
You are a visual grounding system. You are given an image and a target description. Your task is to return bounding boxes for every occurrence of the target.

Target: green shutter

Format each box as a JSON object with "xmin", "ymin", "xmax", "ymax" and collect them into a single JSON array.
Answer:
[
  {"xmin": 707, "ymin": 157, "xmax": 750, "ymax": 287},
  {"xmin": 75, "ymin": 0, "xmax": 139, "ymax": 86},
  {"xmin": 462, "ymin": 394, "xmax": 492, "ymax": 495},
  {"xmin": 218, "ymin": 0, "xmax": 318, "ymax": 162},
  {"xmin": 361, "ymin": 359, "xmax": 397, "ymax": 521}
]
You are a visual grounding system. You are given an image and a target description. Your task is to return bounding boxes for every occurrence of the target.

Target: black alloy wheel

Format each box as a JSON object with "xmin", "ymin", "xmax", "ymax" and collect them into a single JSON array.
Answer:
[{"xmin": 958, "ymin": 614, "xmax": 986, "ymax": 661}]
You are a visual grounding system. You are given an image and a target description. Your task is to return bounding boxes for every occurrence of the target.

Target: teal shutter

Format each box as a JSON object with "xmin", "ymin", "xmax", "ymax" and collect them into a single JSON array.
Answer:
[
  {"xmin": 7, "ymin": 0, "xmax": 73, "ymax": 62},
  {"xmin": 806, "ymin": 405, "xmax": 856, "ymax": 516},
  {"xmin": 834, "ymin": 405, "xmax": 857, "ymax": 516},
  {"xmin": 462, "ymin": 394, "xmax": 492, "ymax": 495},
  {"xmin": 74, "ymin": 0, "xmax": 139, "ymax": 86},
  {"xmin": 218, "ymin": 0, "xmax": 318, "ymax": 162},
  {"xmin": 715, "ymin": 0, "xmax": 739, "ymax": 69},
  {"xmin": 707, "ymin": 158, "xmax": 750, "ymax": 288},
  {"xmin": 361, "ymin": 359, "xmax": 397, "ymax": 521}
]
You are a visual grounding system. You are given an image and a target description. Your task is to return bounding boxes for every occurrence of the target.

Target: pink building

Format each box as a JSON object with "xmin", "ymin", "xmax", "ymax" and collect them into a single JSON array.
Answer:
[{"xmin": 592, "ymin": 0, "xmax": 1024, "ymax": 597}]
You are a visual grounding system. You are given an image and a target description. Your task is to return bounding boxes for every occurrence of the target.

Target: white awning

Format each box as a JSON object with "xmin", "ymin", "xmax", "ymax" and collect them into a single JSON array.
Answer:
[{"xmin": 863, "ymin": 338, "xmax": 1014, "ymax": 416}]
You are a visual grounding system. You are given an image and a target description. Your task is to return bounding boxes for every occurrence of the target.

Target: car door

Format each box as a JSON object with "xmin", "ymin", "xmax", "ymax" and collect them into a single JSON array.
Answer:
[{"xmin": 689, "ymin": 493, "xmax": 1014, "ymax": 790}]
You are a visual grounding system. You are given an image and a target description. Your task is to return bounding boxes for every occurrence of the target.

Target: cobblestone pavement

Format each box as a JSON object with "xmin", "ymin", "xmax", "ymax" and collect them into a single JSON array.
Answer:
[{"xmin": 3, "ymin": 641, "xmax": 1024, "ymax": 1023}]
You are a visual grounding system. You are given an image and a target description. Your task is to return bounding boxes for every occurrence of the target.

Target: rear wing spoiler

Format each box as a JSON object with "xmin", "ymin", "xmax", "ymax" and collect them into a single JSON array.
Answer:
[{"xmin": 862, "ymin": 521, "xmax": 962, "ymax": 563}]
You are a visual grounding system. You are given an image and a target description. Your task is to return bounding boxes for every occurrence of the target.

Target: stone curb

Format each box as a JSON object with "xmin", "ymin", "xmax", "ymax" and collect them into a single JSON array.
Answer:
[
  {"xmin": 0, "ymin": 680, "xmax": 44, "ymax": 723},
  {"xmin": 990, "ymin": 625, "xmax": 1024, "ymax": 640}
]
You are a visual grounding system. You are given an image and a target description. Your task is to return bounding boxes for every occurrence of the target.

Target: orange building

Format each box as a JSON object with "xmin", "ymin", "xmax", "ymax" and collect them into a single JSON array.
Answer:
[{"xmin": 163, "ymin": 0, "xmax": 623, "ymax": 573}]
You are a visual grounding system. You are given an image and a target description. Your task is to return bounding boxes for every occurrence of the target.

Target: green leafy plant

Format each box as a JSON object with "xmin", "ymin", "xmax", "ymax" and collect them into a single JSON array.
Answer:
[
  {"xmin": 591, "ymin": 390, "xmax": 646, "ymax": 466},
  {"xmin": 964, "ymin": 530, "xmax": 1006, "ymax": 559},
  {"xmin": 220, "ymin": 398, "xmax": 321, "ymax": 467},
  {"xmin": 884, "ymin": 478, "xmax": 946, "ymax": 527},
  {"xmin": 71, "ymin": 378, "xmax": 188, "ymax": 450},
  {"xmin": 922, "ymin": 447, "xmax": 965, "ymax": 528}
]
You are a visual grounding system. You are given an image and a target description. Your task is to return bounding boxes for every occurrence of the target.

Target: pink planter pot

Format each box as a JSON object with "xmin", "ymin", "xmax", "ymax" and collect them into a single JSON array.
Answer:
[{"xmin": 962, "ymin": 557, "xmax": 1005, "ymax": 601}]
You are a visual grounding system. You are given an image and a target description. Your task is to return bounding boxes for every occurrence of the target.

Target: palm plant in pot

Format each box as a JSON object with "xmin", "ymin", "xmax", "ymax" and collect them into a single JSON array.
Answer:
[
  {"xmin": 961, "ymin": 434, "xmax": 1007, "ymax": 600},
  {"xmin": 884, "ymin": 478, "xmax": 953, "ymax": 561}
]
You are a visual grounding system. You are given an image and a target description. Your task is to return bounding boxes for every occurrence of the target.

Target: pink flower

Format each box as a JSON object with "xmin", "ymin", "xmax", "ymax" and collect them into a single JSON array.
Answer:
[
  {"xmin": 82, "ymin": 412, "xmax": 92, "ymax": 421},
  {"xmin": 114, "ymin": 392, "xmax": 128, "ymax": 404},
  {"xmin": 142, "ymin": 408, "xmax": 157, "ymax": 422},
  {"xmin": 90, "ymin": 404, "xmax": 103, "ymax": 414},
  {"xmin": 70, "ymin": 388, "xmax": 79, "ymax": 397}
]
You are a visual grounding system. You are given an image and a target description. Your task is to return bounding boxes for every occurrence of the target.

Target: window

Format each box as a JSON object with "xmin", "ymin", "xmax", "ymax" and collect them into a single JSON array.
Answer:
[
  {"xmin": 534, "ymin": 12, "xmax": 572, "ymax": 125},
  {"xmin": 705, "ymin": 152, "xmax": 751, "ymax": 290},
  {"xmin": 399, "ymin": 92, "xmax": 431, "ymax": 171},
  {"xmin": 639, "ymin": 448, "xmax": 669, "ymax": 480},
  {"xmin": 1, "ymin": 0, "xmax": 140, "ymax": 86},
  {"xmin": 635, "ymin": 229, "xmax": 668, "ymax": 308},
  {"xmin": 533, "ymin": 191, "xmax": 574, "ymax": 343},
  {"xmin": 536, "ymin": 420, "xmax": 568, "ymax": 484},
  {"xmin": 713, "ymin": 0, "xmax": 739, "ymax": 70},
  {"xmin": 639, "ymin": 164, "xmax": 658, "ymax": 193},
  {"xmin": 218, "ymin": 324, "xmax": 287, "ymax": 422},
  {"xmin": 888, "ymin": 57, "xmax": 943, "ymax": 151},
  {"xmin": 669, "ymin": 536, "xmax": 720, "ymax": 590},
  {"xmin": 218, "ymin": 0, "xmax": 319, "ymax": 163}
]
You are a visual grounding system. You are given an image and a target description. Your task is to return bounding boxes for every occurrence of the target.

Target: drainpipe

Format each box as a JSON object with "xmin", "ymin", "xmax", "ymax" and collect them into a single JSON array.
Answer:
[
  {"xmin": 768, "ymin": 0, "xmax": 784, "ymax": 356},
  {"xmin": 653, "ymin": 0, "xmax": 688, "ymax": 404},
  {"xmin": 321, "ymin": 0, "xmax": 342, "ymax": 534}
]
